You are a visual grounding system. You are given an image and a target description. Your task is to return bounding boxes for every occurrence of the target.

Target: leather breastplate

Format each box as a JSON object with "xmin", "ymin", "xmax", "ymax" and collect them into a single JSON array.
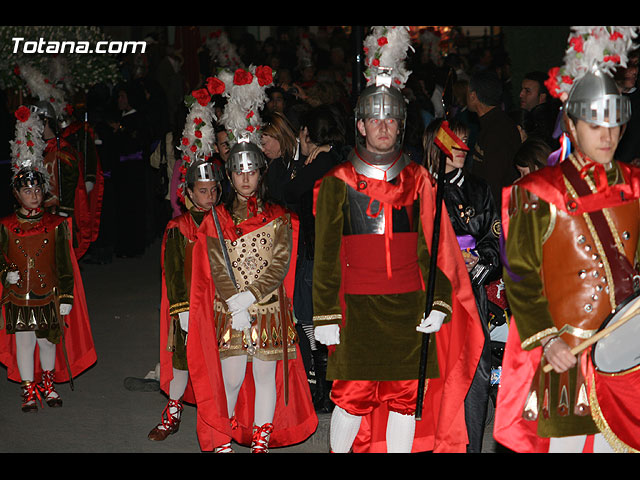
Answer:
[
  {"xmin": 5, "ymin": 221, "xmax": 59, "ymax": 307},
  {"xmin": 542, "ymin": 200, "xmax": 640, "ymax": 348}
]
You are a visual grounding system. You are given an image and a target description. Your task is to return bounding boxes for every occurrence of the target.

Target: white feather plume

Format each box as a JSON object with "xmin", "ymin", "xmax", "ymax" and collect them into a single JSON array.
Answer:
[
  {"xmin": 218, "ymin": 65, "xmax": 274, "ymax": 147},
  {"xmin": 16, "ymin": 62, "xmax": 68, "ymax": 120},
  {"xmin": 363, "ymin": 26, "xmax": 413, "ymax": 89},
  {"xmin": 547, "ymin": 26, "xmax": 640, "ymax": 99},
  {"xmin": 10, "ymin": 106, "xmax": 49, "ymax": 190}
]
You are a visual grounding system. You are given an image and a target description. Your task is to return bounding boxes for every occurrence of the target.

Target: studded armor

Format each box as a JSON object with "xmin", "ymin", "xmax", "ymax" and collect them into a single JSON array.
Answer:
[
  {"xmin": 1, "ymin": 212, "xmax": 73, "ymax": 333},
  {"xmin": 206, "ymin": 199, "xmax": 297, "ymax": 361}
]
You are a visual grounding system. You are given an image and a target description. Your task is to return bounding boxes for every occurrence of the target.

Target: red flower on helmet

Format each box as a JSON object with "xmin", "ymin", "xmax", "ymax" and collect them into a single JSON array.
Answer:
[
  {"xmin": 569, "ymin": 35, "xmax": 584, "ymax": 53},
  {"xmin": 255, "ymin": 65, "xmax": 273, "ymax": 86},
  {"xmin": 233, "ymin": 68, "xmax": 253, "ymax": 86},
  {"xmin": 206, "ymin": 76, "xmax": 225, "ymax": 96},
  {"xmin": 192, "ymin": 88, "xmax": 211, "ymax": 106},
  {"xmin": 15, "ymin": 105, "xmax": 31, "ymax": 123},
  {"xmin": 377, "ymin": 36, "xmax": 388, "ymax": 47}
]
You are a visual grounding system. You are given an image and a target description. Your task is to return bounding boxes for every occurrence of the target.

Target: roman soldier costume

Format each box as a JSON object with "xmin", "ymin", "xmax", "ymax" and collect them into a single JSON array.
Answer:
[
  {"xmin": 0, "ymin": 105, "xmax": 96, "ymax": 413},
  {"xmin": 148, "ymin": 88, "xmax": 221, "ymax": 442},
  {"xmin": 185, "ymin": 67, "xmax": 317, "ymax": 453},
  {"xmin": 312, "ymin": 26, "xmax": 484, "ymax": 453},
  {"xmin": 495, "ymin": 26, "xmax": 640, "ymax": 453}
]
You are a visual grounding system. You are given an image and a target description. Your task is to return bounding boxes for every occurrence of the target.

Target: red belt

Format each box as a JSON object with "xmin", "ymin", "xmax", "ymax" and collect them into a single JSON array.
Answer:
[{"xmin": 341, "ymin": 232, "xmax": 424, "ymax": 295}]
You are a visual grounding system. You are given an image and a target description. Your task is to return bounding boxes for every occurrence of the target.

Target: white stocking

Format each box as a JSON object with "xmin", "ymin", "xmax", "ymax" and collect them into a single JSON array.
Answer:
[
  {"xmin": 221, "ymin": 355, "xmax": 248, "ymax": 418},
  {"xmin": 169, "ymin": 368, "xmax": 189, "ymax": 401},
  {"xmin": 548, "ymin": 434, "xmax": 586, "ymax": 453},
  {"xmin": 386, "ymin": 411, "xmax": 416, "ymax": 453},
  {"xmin": 252, "ymin": 357, "xmax": 277, "ymax": 426},
  {"xmin": 36, "ymin": 337, "xmax": 56, "ymax": 371},
  {"xmin": 593, "ymin": 433, "xmax": 615, "ymax": 453},
  {"xmin": 15, "ymin": 331, "xmax": 36, "ymax": 382},
  {"xmin": 330, "ymin": 406, "xmax": 362, "ymax": 453}
]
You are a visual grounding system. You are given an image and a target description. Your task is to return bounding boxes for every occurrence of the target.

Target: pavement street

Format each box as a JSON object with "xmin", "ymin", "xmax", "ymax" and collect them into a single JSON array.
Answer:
[{"xmin": 0, "ymin": 239, "xmax": 506, "ymax": 454}]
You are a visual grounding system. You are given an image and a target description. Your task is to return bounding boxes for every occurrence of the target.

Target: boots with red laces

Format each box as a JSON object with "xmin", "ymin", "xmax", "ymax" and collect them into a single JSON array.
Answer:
[
  {"xmin": 148, "ymin": 399, "xmax": 183, "ymax": 441},
  {"xmin": 39, "ymin": 370, "xmax": 63, "ymax": 407},
  {"xmin": 21, "ymin": 380, "xmax": 43, "ymax": 413},
  {"xmin": 214, "ymin": 442, "xmax": 234, "ymax": 453},
  {"xmin": 251, "ymin": 422, "xmax": 274, "ymax": 453}
]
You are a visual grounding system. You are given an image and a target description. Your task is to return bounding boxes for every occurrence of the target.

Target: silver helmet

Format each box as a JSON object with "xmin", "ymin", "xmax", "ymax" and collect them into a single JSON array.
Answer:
[
  {"xmin": 31, "ymin": 101, "xmax": 57, "ymax": 121},
  {"xmin": 566, "ymin": 65, "xmax": 631, "ymax": 128},
  {"xmin": 354, "ymin": 69, "xmax": 407, "ymax": 146},
  {"xmin": 185, "ymin": 158, "xmax": 221, "ymax": 190},
  {"xmin": 12, "ymin": 167, "xmax": 47, "ymax": 193},
  {"xmin": 226, "ymin": 137, "xmax": 266, "ymax": 174}
]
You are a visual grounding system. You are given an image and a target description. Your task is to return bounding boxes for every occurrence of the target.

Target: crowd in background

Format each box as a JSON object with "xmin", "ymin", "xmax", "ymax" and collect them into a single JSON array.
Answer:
[{"xmin": 0, "ymin": 27, "xmax": 638, "ymax": 265}]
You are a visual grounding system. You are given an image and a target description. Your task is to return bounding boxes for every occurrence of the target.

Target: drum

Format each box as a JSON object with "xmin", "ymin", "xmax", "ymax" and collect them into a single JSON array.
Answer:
[
  {"xmin": 591, "ymin": 292, "xmax": 640, "ymax": 374},
  {"xmin": 589, "ymin": 292, "xmax": 640, "ymax": 452}
]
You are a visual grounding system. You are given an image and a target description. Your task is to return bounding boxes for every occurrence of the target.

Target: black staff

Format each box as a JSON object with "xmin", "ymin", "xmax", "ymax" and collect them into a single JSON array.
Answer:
[{"xmin": 415, "ymin": 67, "xmax": 454, "ymax": 421}]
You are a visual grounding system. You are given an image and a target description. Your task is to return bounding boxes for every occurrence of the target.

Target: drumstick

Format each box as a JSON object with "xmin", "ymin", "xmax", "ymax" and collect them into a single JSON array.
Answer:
[{"xmin": 542, "ymin": 295, "xmax": 640, "ymax": 374}]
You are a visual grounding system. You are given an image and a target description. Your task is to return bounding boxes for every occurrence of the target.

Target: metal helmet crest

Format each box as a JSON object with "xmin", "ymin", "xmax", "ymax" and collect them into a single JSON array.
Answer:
[{"xmin": 565, "ymin": 65, "xmax": 631, "ymax": 128}]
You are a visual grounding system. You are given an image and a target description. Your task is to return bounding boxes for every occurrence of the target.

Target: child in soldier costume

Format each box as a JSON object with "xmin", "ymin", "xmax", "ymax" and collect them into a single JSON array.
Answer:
[
  {"xmin": 0, "ymin": 105, "xmax": 96, "ymax": 412},
  {"xmin": 186, "ymin": 67, "xmax": 316, "ymax": 453},
  {"xmin": 148, "ymin": 88, "xmax": 222, "ymax": 441}
]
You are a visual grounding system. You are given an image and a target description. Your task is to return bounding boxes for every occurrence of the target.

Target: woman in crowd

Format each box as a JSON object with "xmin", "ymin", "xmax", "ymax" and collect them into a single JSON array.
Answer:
[
  {"xmin": 422, "ymin": 117, "xmax": 502, "ymax": 452},
  {"xmin": 284, "ymin": 104, "xmax": 346, "ymax": 412},
  {"xmin": 261, "ymin": 111, "xmax": 300, "ymax": 207}
]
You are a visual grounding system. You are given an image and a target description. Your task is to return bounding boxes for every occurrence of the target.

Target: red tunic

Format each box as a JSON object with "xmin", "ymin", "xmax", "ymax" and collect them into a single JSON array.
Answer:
[{"xmin": 314, "ymin": 160, "xmax": 485, "ymax": 453}]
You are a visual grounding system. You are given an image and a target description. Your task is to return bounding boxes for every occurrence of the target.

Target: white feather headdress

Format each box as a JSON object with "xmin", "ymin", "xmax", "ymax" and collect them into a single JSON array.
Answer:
[
  {"xmin": 175, "ymin": 79, "xmax": 221, "ymax": 203},
  {"xmin": 10, "ymin": 105, "xmax": 49, "ymax": 189},
  {"xmin": 546, "ymin": 26, "xmax": 640, "ymax": 99},
  {"xmin": 362, "ymin": 26, "xmax": 413, "ymax": 89},
  {"xmin": 218, "ymin": 65, "xmax": 274, "ymax": 147},
  {"xmin": 16, "ymin": 62, "xmax": 70, "ymax": 121},
  {"xmin": 206, "ymin": 30, "xmax": 244, "ymax": 70}
]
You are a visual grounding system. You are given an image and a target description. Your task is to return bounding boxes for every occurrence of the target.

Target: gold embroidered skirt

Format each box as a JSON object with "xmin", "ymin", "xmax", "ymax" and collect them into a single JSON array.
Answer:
[{"xmin": 213, "ymin": 294, "xmax": 297, "ymax": 362}]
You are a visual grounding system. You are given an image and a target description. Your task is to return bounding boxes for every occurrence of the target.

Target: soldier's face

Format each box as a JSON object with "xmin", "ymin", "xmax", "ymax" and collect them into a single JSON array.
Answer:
[
  {"xmin": 357, "ymin": 117, "xmax": 399, "ymax": 154},
  {"xmin": 15, "ymin": 185, "xmax": 43, "ymax": 210},
  {"xmin": 188, "ymin": 180, "xmax": 218, "ymax": 210},
  {"xmin": 569, "ymin": 119, "xmax": 621, "ymax": 165},
  {"xmin": 232, "ymin": 170, "xmax": 260, "ymax": 197}
]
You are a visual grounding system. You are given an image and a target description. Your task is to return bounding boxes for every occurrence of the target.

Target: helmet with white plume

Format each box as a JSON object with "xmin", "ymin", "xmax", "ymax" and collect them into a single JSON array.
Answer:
[
  {"xmin": 546, "ymin": 26, "xmax": 639, "ymax": 129},
  {"xmin": 355, "ymin": 26, "xmax": 413, "ymax": 147}
]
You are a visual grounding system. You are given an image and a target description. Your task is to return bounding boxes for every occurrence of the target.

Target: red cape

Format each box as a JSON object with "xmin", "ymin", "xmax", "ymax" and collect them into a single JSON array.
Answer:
[
  {"xmin": 0, "ymin": 214, "xmax": 97, "ymax": 384},
  {"xmin": 45, "ymin": 136, "xmax": 104, "ymax": 260},
  {"xmin": 494, "ymin": 162, "xmax": 640, "ymax": 453},
  {"xmin": 314, "ymin": 160, "xmax": 485, "ymax": 453},
  {"xmin": 158, "ymin": 211, "xmax": 200, "ymax": 404},
  {"xmin": 186, "ymin": 202, "xmax": 318, "ymax": 450}
]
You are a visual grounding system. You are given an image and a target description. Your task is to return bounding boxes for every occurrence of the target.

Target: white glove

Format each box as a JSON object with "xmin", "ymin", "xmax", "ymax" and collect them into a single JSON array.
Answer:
[
  {"xmin": 231, "ymin": 309, "xmax": 252, "ymax": 332},
  {"xmin": 226, "ymin": 291, "xmax": 256, "ymax": 314},
  {"xmin": 58, "ymin": 211, "xmax": 69, "ymax": 217},
  {"xmin": 178, "ymin": 310, "xmax": 189, "ymax": 332},
  {"xmin": 59, "ymin": 303, "xmax": 72, "ymax": 316},
  {"xmin": 85, "ymin": 181, "xmax": 95, "ymax": 193},
  {"xmin": 6, "ymin": 271, "xmax": 20, "ymax": 285},
  {"xmin": 314, "ymin": 324, "xmax": 340, "ymax": 346},
  {"xmin": 416, "ymin": 310, "xmax": 446, "ymax": 334}
]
